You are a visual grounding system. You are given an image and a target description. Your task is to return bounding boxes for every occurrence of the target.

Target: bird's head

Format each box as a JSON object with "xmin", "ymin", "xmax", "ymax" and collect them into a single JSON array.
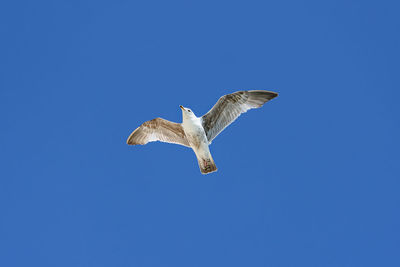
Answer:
[{"xmin": 180, "ymin": 105, "xmax": 197, "ymax": 120}]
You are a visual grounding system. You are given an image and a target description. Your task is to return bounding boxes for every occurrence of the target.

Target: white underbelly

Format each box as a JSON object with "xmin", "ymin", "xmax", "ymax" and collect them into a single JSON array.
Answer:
[{"xmin": 182, "ymin": 123, "xmax": 208, "ymax": 150}]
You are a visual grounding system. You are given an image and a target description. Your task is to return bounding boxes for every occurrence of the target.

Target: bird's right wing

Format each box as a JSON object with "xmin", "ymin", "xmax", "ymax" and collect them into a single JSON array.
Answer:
[
  {"xmin": 127, "ymin": 118, "xmax": 190, "ymax": 147},
  {"xmin": 201, "ymin": 90, "xmax": 278, "ymax": 142}
]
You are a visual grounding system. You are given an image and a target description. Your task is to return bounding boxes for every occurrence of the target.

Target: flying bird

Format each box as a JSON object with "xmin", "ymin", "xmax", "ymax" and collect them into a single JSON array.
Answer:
[{"xmin": 127, "ymin": 90, "xmax": 278, "ymax": 174}]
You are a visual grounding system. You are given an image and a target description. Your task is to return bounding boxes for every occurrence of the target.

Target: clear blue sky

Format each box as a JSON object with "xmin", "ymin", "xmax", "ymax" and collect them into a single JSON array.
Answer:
[{"xmin": 1, "ymin": 1, "xmax": 399, "ymax": 266}]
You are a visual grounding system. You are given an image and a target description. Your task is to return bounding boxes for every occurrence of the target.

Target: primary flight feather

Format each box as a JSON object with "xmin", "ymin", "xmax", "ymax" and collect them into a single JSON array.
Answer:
[{"xmin": 127, "ymin": 90, "xmax": 278, "ymax": 174}]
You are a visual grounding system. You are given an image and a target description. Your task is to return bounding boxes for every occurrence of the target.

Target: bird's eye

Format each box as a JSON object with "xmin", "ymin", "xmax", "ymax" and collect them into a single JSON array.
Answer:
[{"xmin": 188, "ymin": 110, "xmax": 191, "ymax": 113}]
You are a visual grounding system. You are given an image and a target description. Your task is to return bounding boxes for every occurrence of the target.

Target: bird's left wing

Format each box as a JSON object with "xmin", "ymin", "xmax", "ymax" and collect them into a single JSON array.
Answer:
[
  {"xmin": 127, "ymin": 118, "xmax": 190, "ymax": 147},
  {"xmin": 201, "ymin": 90, "xmax": 278, "ymax": 143}
]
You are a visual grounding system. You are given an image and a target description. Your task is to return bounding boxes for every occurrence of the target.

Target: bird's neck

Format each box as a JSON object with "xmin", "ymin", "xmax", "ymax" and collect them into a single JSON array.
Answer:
[{"xmin": 182, "ymin": 116, "xmax": 201, "ymax": 127}]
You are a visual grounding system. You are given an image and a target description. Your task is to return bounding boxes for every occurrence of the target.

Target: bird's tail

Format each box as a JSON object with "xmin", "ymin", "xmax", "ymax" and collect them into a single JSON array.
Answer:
[{"xmin": 197, "ymin": 154, "xmax": 217, "ymax": 174}]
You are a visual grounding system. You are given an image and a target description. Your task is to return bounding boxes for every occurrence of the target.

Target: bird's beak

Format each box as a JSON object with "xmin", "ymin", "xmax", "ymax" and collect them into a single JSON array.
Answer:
[{"xmin": 179, "ymin": 105, "xmax": 184, "ymax": 110}]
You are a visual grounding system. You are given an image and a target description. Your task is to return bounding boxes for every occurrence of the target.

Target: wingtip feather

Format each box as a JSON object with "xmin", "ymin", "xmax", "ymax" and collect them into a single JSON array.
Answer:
[{"xmin": 126, "ymin": 127, "xmax": 143, "ymax": 145}]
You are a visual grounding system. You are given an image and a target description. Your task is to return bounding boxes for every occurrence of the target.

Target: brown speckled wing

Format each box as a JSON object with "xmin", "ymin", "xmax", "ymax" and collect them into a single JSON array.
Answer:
[
  {"xmin": 201, "ymin": 90, "xmax": 278, "ymax": 143},
  {"xmin": 127, "ymin": 118, "xmax": 190, "ymax": 147}
]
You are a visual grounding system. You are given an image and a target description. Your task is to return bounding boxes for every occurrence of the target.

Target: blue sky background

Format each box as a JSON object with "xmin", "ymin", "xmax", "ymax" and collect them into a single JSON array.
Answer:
[{"xmin": 1, "ymin": 1, "xmax": 399, "ymax": 266}]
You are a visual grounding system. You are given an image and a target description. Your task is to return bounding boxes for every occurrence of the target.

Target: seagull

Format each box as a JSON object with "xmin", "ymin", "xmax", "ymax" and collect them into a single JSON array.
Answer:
[{"xmin": 127, "ymin": 90, "xmax": 278, "ymax": 174}]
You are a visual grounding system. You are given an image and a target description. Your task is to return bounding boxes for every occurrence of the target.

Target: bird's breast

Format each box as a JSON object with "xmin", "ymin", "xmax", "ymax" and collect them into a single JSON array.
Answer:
[{"xmin": 182, "ymin": 121, "xmax": 208, "ymax": 149}]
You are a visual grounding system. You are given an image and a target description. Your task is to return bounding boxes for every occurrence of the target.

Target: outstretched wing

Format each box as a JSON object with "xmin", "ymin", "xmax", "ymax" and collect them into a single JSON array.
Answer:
[
  {"xmin": 127, "ymin": 118, "xmax": 190, "ymax": 147},
  {"xmin": 201, "ymin": 90, "xmax": 278, "ymax": 142}
]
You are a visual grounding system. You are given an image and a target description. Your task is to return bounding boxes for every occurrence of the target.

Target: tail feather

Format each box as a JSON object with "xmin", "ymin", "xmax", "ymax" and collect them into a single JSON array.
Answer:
[{"xmin": 197, "ymin": 156, "xmax": 217, "ymax": 174}]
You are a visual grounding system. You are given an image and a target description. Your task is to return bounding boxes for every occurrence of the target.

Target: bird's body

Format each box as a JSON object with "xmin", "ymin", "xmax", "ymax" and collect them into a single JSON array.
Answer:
[
  {"xmin": 127, "ymin": 90, "xmax": 278, "ymax": 174},
  {"xmin": 181, "ymin": 111, "xmax": 206, "ymax": 149},
  {"xmin": 181, "ymin": 109, "xmax": 217, "ymax": 173}
]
